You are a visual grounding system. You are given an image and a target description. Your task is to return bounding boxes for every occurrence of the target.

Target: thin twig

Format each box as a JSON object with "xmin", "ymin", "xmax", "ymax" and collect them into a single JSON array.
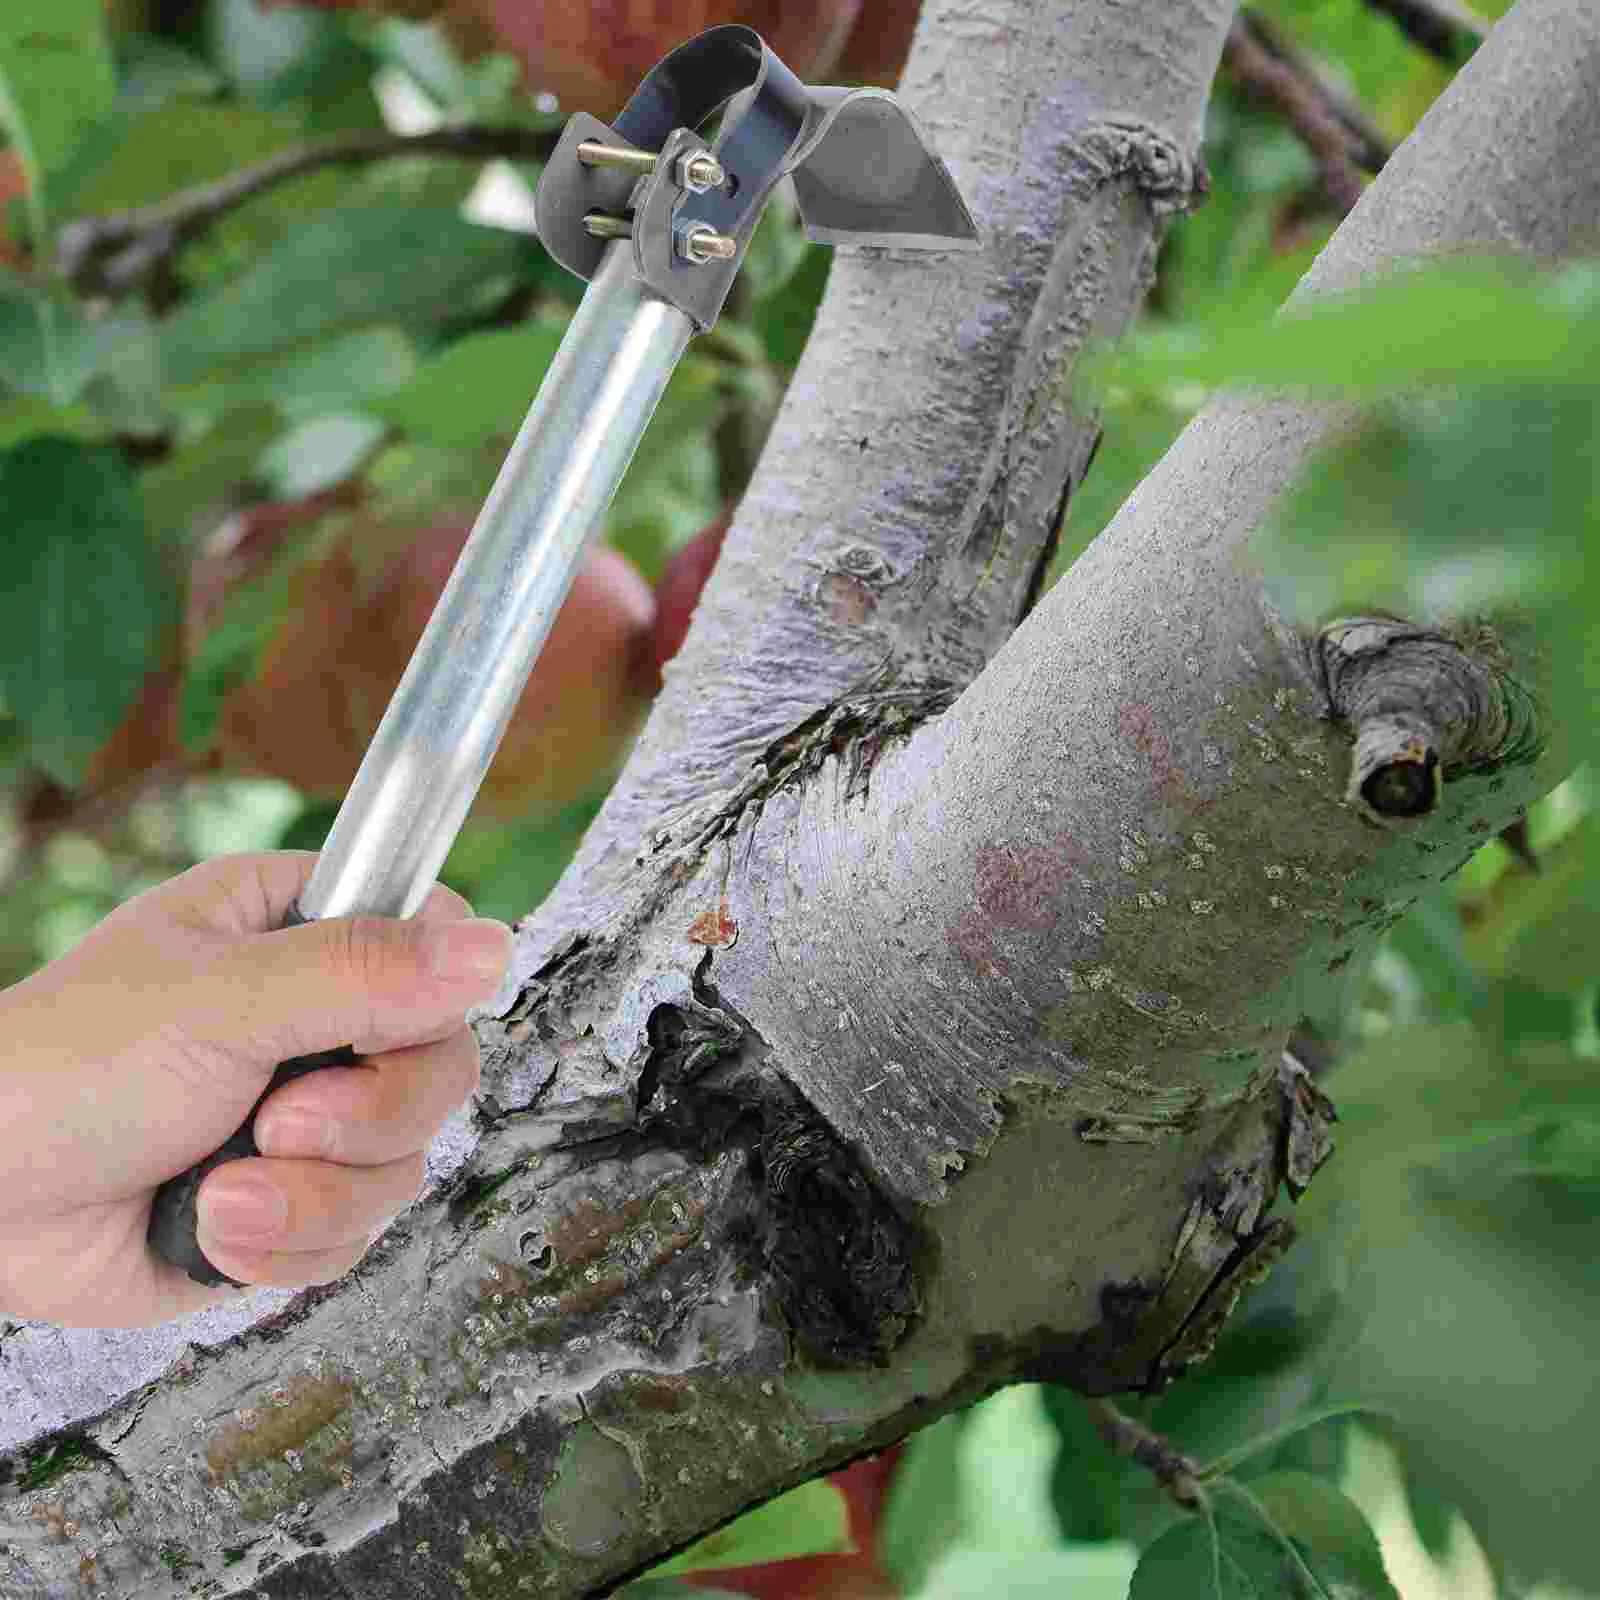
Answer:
[
  {"xmin": 1223, "ymin": 18, "xmax": 1369, "ymax": 216},
  {"xmin": 1242, "ymin": 11, "xmax": 1392, "ymax": 175},
  {"xmin": 54, "ymin": 124, "xmax": 562, "ymax": 301},
  {"xmin": 1084, "ymin": 1398, "xmax": 1204, "ymax": 1511},
  {"xmin": 1358, "ymin": 0, "xmax": 1490, "ymax": 63}
]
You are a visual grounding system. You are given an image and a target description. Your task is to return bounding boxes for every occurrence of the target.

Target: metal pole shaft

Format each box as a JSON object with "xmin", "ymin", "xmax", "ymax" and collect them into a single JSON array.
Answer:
[{"xmin": 299, "ymin": 243, "xmax": 694, "ymax": 922}]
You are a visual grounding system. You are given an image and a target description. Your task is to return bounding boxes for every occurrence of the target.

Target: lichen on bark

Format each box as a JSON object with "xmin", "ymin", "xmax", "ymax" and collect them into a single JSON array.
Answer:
[{"xmin": 4, "ymin": 2, "xmax": 1598, "ymax": 1597}]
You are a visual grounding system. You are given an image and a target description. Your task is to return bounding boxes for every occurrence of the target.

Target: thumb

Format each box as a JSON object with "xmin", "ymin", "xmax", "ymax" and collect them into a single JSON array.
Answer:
[{"xmin": 189, "ymin": 911, "xmax": 513, "ymax": 1068}]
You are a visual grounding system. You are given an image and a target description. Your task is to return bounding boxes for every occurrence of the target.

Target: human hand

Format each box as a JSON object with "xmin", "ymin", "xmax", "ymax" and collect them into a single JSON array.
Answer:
[{"xmin": 0, "ymin": 852, "xmax": 511, "ymax": 1329}]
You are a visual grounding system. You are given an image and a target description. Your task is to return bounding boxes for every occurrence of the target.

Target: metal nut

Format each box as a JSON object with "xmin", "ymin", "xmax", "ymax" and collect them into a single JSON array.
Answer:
[
  {"xmin": 676, "ymin": 224, "xmax": 738, "ymax": 265},
  {"xmin": 676, "ymin": 150, "xmax": 727, "ymax": 194}
]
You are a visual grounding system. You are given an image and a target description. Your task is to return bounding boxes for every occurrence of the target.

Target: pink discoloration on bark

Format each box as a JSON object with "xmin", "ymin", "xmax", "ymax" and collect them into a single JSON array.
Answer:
[
  {"xmin": 949, "ymin": 838, "xmax": 1092, "ymax": 976},
  {"xmin": 1119, "ymin": 702, "xmax": 1186, "ymax": 803}
]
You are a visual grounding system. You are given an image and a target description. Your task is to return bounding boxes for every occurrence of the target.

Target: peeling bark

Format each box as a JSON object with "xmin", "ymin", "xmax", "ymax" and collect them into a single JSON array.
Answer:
[{"xmin": 3, "ymin": 2, "xmax": 1597, "ymax": 1597}]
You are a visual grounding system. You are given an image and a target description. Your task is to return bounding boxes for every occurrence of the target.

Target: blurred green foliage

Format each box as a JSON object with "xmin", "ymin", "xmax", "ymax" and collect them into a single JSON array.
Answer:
[{"xmin": 0, "ymin": 4, "xmax": 1595, "ymax": 1599}]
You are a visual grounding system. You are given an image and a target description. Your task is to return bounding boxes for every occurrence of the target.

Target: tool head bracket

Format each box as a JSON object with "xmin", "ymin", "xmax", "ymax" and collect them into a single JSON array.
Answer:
[{"xmin": 533, "ymin": 25, "xmax": 980, "ymax": 332}]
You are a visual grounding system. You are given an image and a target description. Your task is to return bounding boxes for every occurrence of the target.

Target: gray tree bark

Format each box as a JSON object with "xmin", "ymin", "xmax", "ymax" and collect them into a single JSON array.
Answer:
[{"xmin": 3, "ymin": 0, "xmax": 1595, "ymax": 1596}]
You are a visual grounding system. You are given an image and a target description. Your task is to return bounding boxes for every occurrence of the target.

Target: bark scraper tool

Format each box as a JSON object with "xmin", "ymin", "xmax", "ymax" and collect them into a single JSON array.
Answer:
[{"xmin": 149, "ymin": 24, "xmax": 980, "ymax": 1286}]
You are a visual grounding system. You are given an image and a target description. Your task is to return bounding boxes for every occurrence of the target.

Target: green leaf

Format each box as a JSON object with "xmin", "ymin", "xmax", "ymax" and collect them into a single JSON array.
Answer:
[
  {"xmin": 1242, "ymin": 1473, "xmax": 1398, "ymax": 1598},
  {"xmin": 364, "ymin": 17, "xmax": 529, "ymax": 123},
  {"xmin": 752, "ymin": 244, "xmax": 831, "ymax": 370},
  {"xmin": 56, "ymin": 99, "xmax": 302, "ymax": 222},
  {"xmin": 916, "ymin": 1546, "xmax": 1135, "ymax": 1599},
  {"xmin": 955, "ymin": 1384, "xmax": 1065, "ymax": 1553},
  {"xmin": 1462, "ymin": 820, "xmax": 1600, "ymax": 996},
  {"xmin": 741, "ymin": 201, "xmax": 813, "ymax": 304},
  {"xmin": 0, "ymin": 270, "xmax": 165, "ymax": 412},
  {"xmin": 1131, "ymin": 1475, "xmax": 1399, "ymax": 1600},
  {"xmin": 1382, "ymin": 889, "xmax": 1482, "ymax": 1020},
  {"xmin": 139, "ymin": 403, "xmax": 282, "ymax": 548},
  {"xmin": 207, "ymin": 0, "xmax": 349, "ymax": 105},
  {"xmin": 115, "ymin": 34, "xmax": 223, "ymax": 115},
  {"xmin": 1114, "ymin": 260, "xmax": 1600, "ymax": 398},
  {"xmin": 1044, "ymin": 1398, "xmax": 1137, "ymax": 1545},
  {"xmin": 878, "ymin": 1413, "xmax": 966, "ymax": 1595},
  {"xmin": 608, "ymin": 355, "xmax": 728, "ymax": 574},
  {"xmin": 256, "ymin": 412, "xmax": 385, "ymax": 499},
  {"xmin": 0, "ymin": 437, "xmax": 168, "ymax": 784},
  {"xmin": 0, "ymin": 272, "xmax": 90, "ymax": 404},
  {"xmin": 437, "ymin": 795, "xmax": 604, "ymax": 937},
  {"xmin": 1199, "ymin": 1404, "xmax": 1377, "ymax": 1483},
  {"xmin": 620, "ymin": 1586, "xmax": 744, "ymax": 1599},
  {"xmin": 374, "ymin": 320, "xmax": 567, "ymax": 449},
  {"xmin": 1312, "ymin": 1157, "xmax": 1600, "ymax": 1588},
  {"xmin": 160, "ymin": 202, "xmax": 538, "ymax": 386},
  {"xmin": 1260, "ymin": 386, "xmax": 1595, "ymax": 629},
  {"xmin": 643, "ymin": 1478, "xmax": 851, "ymax": 1578},
  {"xmin": 1130, "ymin": 1502, "xmax": 1289, "ymax": 1600},
  {"xmin": 177, "ymin": 531, "xmax": 310, "ymax": 753},
  {"xmin": 0, "ymin": 0, "xmax": 117, "ymax": 237},
  {"xmin": 177, "ymin": 327, "xmax": 419, "ymax": 424}
]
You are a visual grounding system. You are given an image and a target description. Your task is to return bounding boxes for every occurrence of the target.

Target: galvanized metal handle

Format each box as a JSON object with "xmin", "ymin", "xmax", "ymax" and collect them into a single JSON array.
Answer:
[{"xmin": 149, "ymin": 242, "xmax": 693, "ymax": 1285}]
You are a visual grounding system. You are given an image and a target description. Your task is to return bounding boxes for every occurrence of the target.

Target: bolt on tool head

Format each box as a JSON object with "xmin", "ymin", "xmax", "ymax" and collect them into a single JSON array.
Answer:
[
  {"xmin": 537, "ymin": 23, "xmax": 980, "ymax": 331},
  {"xmin": 147, "ymin": 26, "xmax": 978, "ymax": 1287}
]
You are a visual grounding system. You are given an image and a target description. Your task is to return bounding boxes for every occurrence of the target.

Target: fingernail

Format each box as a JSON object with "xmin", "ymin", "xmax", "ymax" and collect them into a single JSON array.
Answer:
[
  {"xmin": 255, "ymin": 1109, "xmax": 332, "ymax": 1159},
  {"xmin": 202, "ymin": 1174, "xmax": 287, "ymax": 1240},
  {"xmin": 426, "ymin": 917, "xmax": 512, "ymax": 982}
]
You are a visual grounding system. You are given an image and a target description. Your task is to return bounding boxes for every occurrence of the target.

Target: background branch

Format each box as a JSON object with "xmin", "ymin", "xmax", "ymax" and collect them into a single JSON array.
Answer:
[
  {"xmin": 1360, "ymin": 0, "xmax": 1491, "ymax": 62},
  {"xmin": 54, "ymin": 124, "xmax": 561, "ymax": 301},
  {"xmin": 1225, "ymin": 17, "xmax": 1371, "ymax": 214},
  {"xmin": 1240, "ymin": 10, "xmax": 1393, "ymax": 175}
]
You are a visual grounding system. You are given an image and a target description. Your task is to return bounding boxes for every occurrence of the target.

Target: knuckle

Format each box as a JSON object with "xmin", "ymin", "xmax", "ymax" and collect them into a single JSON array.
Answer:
[
  {"xmin": 327, "ymin": 915, "xmax": 393, "ymax": 985},
  {"xmin": 324, "ymin": 916, "xmax": 401, "ymax": 1033}
]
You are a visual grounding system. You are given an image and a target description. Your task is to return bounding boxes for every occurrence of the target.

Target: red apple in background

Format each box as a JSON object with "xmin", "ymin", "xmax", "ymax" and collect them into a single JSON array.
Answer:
[
  {"xmin": 81, "ymin": 496, "xmax": 736, "ymax": 824},
  {"xmin": 651, "ymin": 509, "xmax": 730, "ymax": 676},
  {"xmin": 690, "ymin": 1449, "xmax": 904, "ymax": 1600},
  {"xmin": 216, "ymin": 521, "xmax": 658, "ymax": 823},
  {"xmin": 445, "ymin": 1, "xmax": 862, "ymax": 116},
  {"xmin": 0, "ymin": 150, "xmax": 29, "ymax": 267},
  {"xmin": 834, "ymin": 0, "xmax": 921, "ymax": 85},
  {"xmin": 266, "ymin": 0, "xmax": 865, "ymax": 116}
]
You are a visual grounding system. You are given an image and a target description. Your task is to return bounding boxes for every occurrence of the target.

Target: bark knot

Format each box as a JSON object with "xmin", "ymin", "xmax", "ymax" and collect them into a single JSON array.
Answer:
[
  {"xmin": 1316, "ymin": 617, "xmax": 1542, "ymax": 823},
  {"xmin": 1070, "ymin": 118, "xmax": 1202, "ymax": 220}
]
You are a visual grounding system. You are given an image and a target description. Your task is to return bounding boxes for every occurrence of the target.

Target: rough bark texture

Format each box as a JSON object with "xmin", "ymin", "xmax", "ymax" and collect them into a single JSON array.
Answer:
[{"xmin": 3, "ymin": 2, "xmax": 1596, "ymax": 1597}]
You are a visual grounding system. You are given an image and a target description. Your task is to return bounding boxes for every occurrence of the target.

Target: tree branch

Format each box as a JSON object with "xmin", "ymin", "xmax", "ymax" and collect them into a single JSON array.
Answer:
[
  {"xmin": 1085, "ymin": 1398, "xmax": 1202, "ymax": 1510},
  {"xmin": 53, "ymin": 125, "xmax": 560, "ymax": 301},
  {"xmin": 549, "ymin": 0, "xmax": 1226, "ymax": 902},
  {"xmin": 1228, "ymin": 13, "xmax": 1395, "ymax": 216},
  {"xmin": 1360, "ymin": 0, "xmax": 1491, "ymax": 63},
  {"xmin": 1241, "ymin": 11, "xmax": 1392, "ymax": 176},
  {"xmin": 3, "ymin": 3, "xmax": 1596, "ymax": 1598},
  {"xmin": 1225, "ymin": 18, "xmax": 1369, "ymax": 213}
]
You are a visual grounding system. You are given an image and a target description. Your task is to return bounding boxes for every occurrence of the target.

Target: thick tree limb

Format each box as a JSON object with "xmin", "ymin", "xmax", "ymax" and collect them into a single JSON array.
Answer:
[
  {"xmin": 3, "ymin": 2, "xmax": 1596, "ymax": 1598},
  {"xmin": 54, "ymin": 125, "xmax": 560, "ymax": 301},
  {"xmin": 553, "ymin": 0, "xmax": 1226, "ymax": 894}
]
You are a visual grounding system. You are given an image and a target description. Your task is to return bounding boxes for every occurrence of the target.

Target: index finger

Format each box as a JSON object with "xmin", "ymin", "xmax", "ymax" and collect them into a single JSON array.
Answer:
[{"xmin": 141, "ymin": 852, "xmax": 473, "ymax": 938}]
